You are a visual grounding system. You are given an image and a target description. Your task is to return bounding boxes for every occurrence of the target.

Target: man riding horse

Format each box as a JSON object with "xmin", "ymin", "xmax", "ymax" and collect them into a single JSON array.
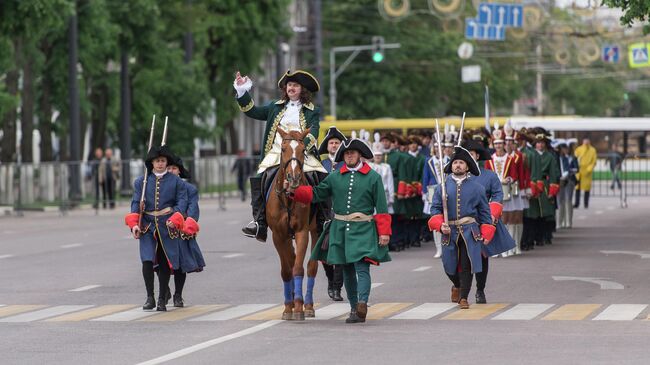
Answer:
[{"xmin": 234, "ymin": 69, "xmax": 327, "ymax": 242}]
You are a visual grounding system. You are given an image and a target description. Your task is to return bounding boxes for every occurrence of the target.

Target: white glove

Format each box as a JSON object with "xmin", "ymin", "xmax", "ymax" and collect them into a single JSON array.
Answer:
[{"xmin": 233, "ymin": 77, "xmax": 253, "ymax": 98}]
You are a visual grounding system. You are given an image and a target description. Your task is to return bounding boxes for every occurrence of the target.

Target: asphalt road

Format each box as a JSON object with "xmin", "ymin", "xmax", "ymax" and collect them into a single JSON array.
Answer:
[{"xmin": 1, "ymin": 195, "xmax": 649, "ymax": 365}]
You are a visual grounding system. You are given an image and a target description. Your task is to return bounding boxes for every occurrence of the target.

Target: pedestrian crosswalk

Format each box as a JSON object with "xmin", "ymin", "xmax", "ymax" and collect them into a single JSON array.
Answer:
[{"xmin": 0, "ymin": 302, "xmax": 649, "ymax": 323}]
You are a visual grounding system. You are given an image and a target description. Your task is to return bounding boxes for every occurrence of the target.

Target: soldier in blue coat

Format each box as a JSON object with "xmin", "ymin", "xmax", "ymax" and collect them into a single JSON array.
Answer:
[
  {"xmin": 318, "ymin": 127, "xmax": 346, "ymax": 302},
  {"xmin": 167, "ymin": 155, "xmax": 205, "ymax": 308},
  {"xmin": 462, "ymin": 140, "xmax": 516, "ymax": 304},
  {"xmin": 125, "ymin": 145, "xmax": 188, "ymax": 311},
  {"xmin": 428, "ymin": 146, "xmax": 496, "ymax": 309}
]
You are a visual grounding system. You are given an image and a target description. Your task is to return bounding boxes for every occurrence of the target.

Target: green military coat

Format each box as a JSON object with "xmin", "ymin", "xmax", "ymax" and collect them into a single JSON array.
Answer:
[
  {"xmin": 236, "ymin": 91, "xmax": 320, "ymax": 159},
  {"xmin": 309, "ymin": 163, "xmax": 392, "ymax": 265},
  {"xmin": 525, "ymin": 149, "xmax": 560, "ymax": 219},
  {"xmin": 384, "ymin": 149, "xmax": 409, "ymax": 215}
]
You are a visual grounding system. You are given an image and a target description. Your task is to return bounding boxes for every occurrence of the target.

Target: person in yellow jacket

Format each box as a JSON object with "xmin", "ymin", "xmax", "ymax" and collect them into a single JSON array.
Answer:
[{"xmin": 573, "ymin": 137, "xmax": 597, "ymax": 209}]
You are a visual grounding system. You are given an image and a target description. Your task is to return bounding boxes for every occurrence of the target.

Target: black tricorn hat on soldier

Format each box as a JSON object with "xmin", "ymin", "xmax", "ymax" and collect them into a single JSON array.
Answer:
[
  {"xmin": 444, "ymin": 146, "xmax": 481, "ymax": 177},
  {"xmin": 461, "ymin": 139, "xmax": 492, "ymax": 162},
  {"xmin": 145, "ymin": 145, "xmax": 176, "ymax": 172},
  {"xmin": 334, "ymin": 138, "xmax": 374, "ymax": 163},
  {"xmin": 168, "ymin": 154, "xmax": 191, "ymax": 180},
  {"xmin": 532, "ymin": 127, "xmax": 552, "ymax": 144},
  {"xmin": 278, "ymin": 70, "xmax": 320, "ymax": 93},
  {"xmin": 318, "ymin": 126, "xmax": 347, "ymax": 155}
]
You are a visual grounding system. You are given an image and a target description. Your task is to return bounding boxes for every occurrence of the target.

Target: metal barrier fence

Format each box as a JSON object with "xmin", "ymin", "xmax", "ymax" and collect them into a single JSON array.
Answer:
[
  {"xmin": 590, "ymin": 153, "xmax": 650, "ymax": 207},
  {"xmin": 0, "ymin": 156, "xmax": 258, "ymax": 213}
]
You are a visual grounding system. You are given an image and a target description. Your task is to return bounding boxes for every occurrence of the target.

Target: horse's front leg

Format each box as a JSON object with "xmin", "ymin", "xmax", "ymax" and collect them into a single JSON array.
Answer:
[
  {"xmin": 292, "ymin": 230, "xmax": 311, "ymax": 320},
  {"xmin": 272, "ymin": 229, "xmax": 296, "ymax": 321}
]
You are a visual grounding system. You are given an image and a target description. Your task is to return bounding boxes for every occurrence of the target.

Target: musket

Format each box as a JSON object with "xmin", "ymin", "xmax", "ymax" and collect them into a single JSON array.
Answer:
[
  {"xmin": 138, "ymin": 114, "xmax": 157, "ymax": 231},
  {"xmin": 435, "ymin": 119, "xmax": 449, "ymax": 232},
  {"xmin": 484, "ymin": 84, "xmax": 491, "ymax": 133},
  {"xmin": 161, "ymin": 116, "xmax": 169, "ymax": 146},
  {"xmin": 457, "ymin": 112, "xmax": 466, "ymax": 146}
]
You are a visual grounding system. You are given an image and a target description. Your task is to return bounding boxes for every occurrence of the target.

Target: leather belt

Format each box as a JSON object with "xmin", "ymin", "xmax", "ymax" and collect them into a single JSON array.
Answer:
[
  {"xmin": 334, "ymin": 212, "xmax": 373, "ymax": 222},
  {"xmin": 448, "ymin": 217, "xmax": 476, "ymax": 226},
  {"xmin": 144, "ymin": 207, "xmax": 173, "ymax": 216}
]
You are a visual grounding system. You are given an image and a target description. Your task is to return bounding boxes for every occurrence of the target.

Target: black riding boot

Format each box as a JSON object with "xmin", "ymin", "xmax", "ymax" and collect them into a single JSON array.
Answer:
[
  {"xmin": 242, "ymin": 176, "xmax": 267, "ymax": 242},
  {"xmin": 584, "ymin": 191, "xmax": 590, "ymax": 209},
  {"xmin": 574, "ymin": 190, "xmax": 581, "ymax": 208}
]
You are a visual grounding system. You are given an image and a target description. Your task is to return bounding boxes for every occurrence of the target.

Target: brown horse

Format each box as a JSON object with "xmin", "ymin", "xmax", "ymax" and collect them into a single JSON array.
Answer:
[{"xmin": 267, "ymin": 128, "xmax": 320, "ymax": 321}]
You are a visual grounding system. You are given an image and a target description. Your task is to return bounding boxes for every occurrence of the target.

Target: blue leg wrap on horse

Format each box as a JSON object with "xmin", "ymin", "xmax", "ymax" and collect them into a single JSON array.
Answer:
[
  {"xmin": 293, "ymin": 275, "xmax": 304, "ymax": 301},
  {"xmin": 283, "ymin": 281, "xmax": 293, "ymax": 304},
  {"xmin": 305, "ymin": 276, "xmax": 316, "ymax": 304}
]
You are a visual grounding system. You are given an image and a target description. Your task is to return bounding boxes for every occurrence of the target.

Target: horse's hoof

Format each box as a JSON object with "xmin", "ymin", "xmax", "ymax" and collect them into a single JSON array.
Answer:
[
  {"xmin": 282, "ymin": 312, "xmax": 293, "ymax": 320},
  {"xmin": 304, "ymin": 309, "xmax": 315, "ymax": 318},
  {"xmin": 292, "ymin": 311, "xmax": 305, "ymax": 321}
]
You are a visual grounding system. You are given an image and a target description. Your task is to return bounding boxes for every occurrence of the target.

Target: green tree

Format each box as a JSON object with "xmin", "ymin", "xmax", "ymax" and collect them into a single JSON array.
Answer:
[{"xmin": 603, "ymin": 0, "xmax": 650, "ymax": 34}]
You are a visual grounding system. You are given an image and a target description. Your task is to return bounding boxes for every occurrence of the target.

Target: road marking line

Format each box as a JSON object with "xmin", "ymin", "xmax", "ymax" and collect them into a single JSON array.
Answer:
[
  {"xmin": 593, "ymin": 304, "xmax": 647, "ymax": 321},
  {"xmin": 365, "ymin": 303, "xmax": 412, "ymax": 320},
  {"xmin": 140, "ymin": 305, "xmax": 228, "ymax": 322},
  {"xmin": 239, "ymin": 305, "xmax": 288, "ymax": 320},
  {"xmin": 492, "ymin": 304, "xmax": 554, "ymax": 320},
  {"xmin": 0, "ymin": 305, "xmax": 47, "ymax": 318},
  {"xmin": 92, "ymin": 307, "xmax": 178, "ymax": 322},
  {"xmin": 600, "ymin": 250, "xmax": 650, "ymax": 259},
  {"xmin": 134, "ymin": 320, "xmax": 282, "ymax": 365},
  {"xmin": 310, "ymin": 303, "xmax": 351, "ymax": 320},
  {"xmin": 443, "ymin": 303, "xmax": 508, "ymax": 320},
  {"xmin": 46, "ymin": 305, "xmax": 137, "ymax": 322},
  {"xmin": 222, "ymin": 253, "xmax": 244, "ymax": 258},
  {"xmin": 0, "ymin": 254, "xmax": 14, "ymax": 259},
  {"xmin": 390, "ymin": 303, "xmax": 457, "ymax": 320},
  {"xmin": 412, "ymin": 266, "xmax": 432, "ymax": 272},
  {"xmin": 542, "ymin": 304, "xmax": 601, "ymax": 321},
  {"xmin": 69, "ymin": 285, "xmax": 102, "ymax": 292},
  {"xmin": 61, "ymin": 243, "xmax": 83, "ymax": 249},
  {"xmin": 191, "ymin": 304, "xmax": 274, "ymax": 321},
  {"xmin": 553, "ymin": 276, "xmax": 624, "ymax": 290},
  {"xmin": 371, "ymin": 283, "xmax": 384, "ymax": 289},
  {"xmin": 0, "ymin": 305, "xmax": 93, "ymax": 322},
  {"xmin": 595, "ymin": 210, "xmax": 604, "ymax": 215}
]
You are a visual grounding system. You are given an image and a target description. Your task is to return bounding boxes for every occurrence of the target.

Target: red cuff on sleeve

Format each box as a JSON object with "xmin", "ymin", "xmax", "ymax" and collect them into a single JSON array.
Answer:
[
  {"xmin": 291, "ymin": 185, "xmax": 314, "ymax": 204},
  {"xmin": 428, "ymin": 214, "xmax": 444, "ymax": 232},
  {"xmin": 405, "ymin": 184, "xmax": 415, "ymax": 198},
  {"xmin": 168, "ymin": 212, "xmax": 185, "ymax": 231},
  {"xmin": 548, "ymin": 183, "xmax": 559, "ymax": 197},
  {"xmin": 374, "ymin": 213, "xmax": 392, "ymax": 236},
  {"xmin": 412, "ymin": 182, "xmax": 423, "ymax": 196},
  {"xmin": 480, "ymin": 224, "xmax": 496, "ymax": 243},
  {"xmin": 183, "ymin": 217, "xmax": 200, "ymax": 235},
  {"xmin": 489, "ymin": 202, "xmax": 503, "ymax": 220},
  {"xmin": 536, "ymin": 180, "xmax": 545, "ymax": 193},
  {"xmin": 125, "ymin": 213, "xmax": 139, "ymax": 229},
  {"xmin": 397, "ymin": 181, "xmax": 407, "ymax": 197},
  {"xmin": 529, "ymin": 181, "xmax": 539, "ymax": 197}
]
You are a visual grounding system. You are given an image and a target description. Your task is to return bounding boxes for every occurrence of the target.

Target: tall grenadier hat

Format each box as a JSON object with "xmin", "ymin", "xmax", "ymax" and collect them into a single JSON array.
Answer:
[
  {"xmin": 444, "ymin": 146, "xmax": 481, "ymax": 176},
  {"xmin": 318, "ymin": 126, "xmax": 347, "ymax": 155},
  {"xmin": 278, "ymin": 70, "xmax": 320, "ymax": 93},
  {"xmin": 491, "ymin": 122, "xmax": 505, "ymax": 144},
  {"xmin": 504, "ymin": 120, "xmax": 515, "ymax": 141},
  {"xmin": 334, "ymin": 138, "xmax": 374, "ymax": 162}
]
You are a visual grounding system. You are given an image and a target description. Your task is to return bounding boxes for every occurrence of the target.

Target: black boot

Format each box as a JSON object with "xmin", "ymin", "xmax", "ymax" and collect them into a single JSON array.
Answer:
[
  {"xmin": 156, "ymin": 297, "xmax": 167, "ymax": 311},
  {"xmin": 173, "ymin": 293, "xmax": 184, "ymax": 308},
  {"xmin": 333, "ymin": 289, "xmax": 343, "ymax": 301},
  {"xmin": 242, "ymin": 176, "xmax": 267, "ymax": 242},
  {"xmin": 475, "ymin": 289, "xmax": 487, "ymax": 304},
  {"xmin": 327, "ymin": 282, "xmax": 335, "ymax": 300},
  {"xmin": 574, "ymin": 190, "xmax": 581, "ymax": 208},
  {"xmin": 584, "ymin": 191, "xmax": 590, "ymax": 209},
  {"xmin": 143, "ymin": 296, "xmax": 156, "ymax": 310}
]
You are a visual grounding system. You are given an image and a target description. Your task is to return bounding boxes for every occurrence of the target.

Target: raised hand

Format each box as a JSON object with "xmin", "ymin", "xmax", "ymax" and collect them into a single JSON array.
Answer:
[{"xmin": 235, "ymin": 71, "xmax": 249, "ymax": 86}]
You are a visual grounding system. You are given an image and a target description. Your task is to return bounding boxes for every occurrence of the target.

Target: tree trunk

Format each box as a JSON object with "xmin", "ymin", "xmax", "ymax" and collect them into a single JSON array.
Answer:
[
  {"xmin": 0, "ymin": 38, "xmax": 21, "ymax": 163},
  {"xmin": 20, "ymin": 51, "xmax": 35, "ymax": 163},
  {"xmin": 39, "ymin": 40, "xmax": 54, "ymax": 162},
  {"xmin": 90, "ymin": 81, "xmax": 108, "ymax": 154}
]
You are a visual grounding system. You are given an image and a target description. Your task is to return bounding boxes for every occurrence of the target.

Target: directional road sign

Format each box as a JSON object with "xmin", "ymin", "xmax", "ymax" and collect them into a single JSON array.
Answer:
[
  {"xmin": 477, "ymin": 3, "xmax": 523, "ymax": 28},
  {"xmin": 465, "ymin": 18, "xmax": 505, "ymax": 41},
  {"xmin": 602, "ymin": 45, "xmax": 619, "ymax": 63}
]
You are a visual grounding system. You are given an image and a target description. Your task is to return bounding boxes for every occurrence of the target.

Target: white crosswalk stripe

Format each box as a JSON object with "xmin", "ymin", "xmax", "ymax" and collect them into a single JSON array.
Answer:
[
  {"xmin": 593, "ymin": 304, "xmax": 647, "ymax": 321},
  {"xmin": 189, "ymin": 304, "xmax": 274, "ymax": 321},
  {"xmin": 391, "ymin": 303, "xmax": 457, "ymax": 320},
  {"xmin": 92, "ymin": 307, "xmax": 178, "ymax": 322},
  {"xmin": 0, "ymin": 305, "xmax": 93, "ymax": 322},
  {"xmin": 309, "ymin": 303, "xmax": 351, "ymax": 320},
  {"xmin": 412, "ymin": 266, "xmax": 433, "ymax": 272},
  {"xmin": 371, "ymin": 283, "xmax": 384, "ymax": 289},
  {"xmin": 492, "ymin": 304, "xmax": 554, "ymax": 320}
]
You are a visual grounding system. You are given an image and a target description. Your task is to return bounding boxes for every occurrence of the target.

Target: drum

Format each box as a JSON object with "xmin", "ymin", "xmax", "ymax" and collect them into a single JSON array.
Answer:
[
  {"xmin": 502, "ymin": 183, "xmax": 512, "ymax": 201},
  {"xmin": 511, "ymin": 182, "xmax": 520, "ymax": 197}
]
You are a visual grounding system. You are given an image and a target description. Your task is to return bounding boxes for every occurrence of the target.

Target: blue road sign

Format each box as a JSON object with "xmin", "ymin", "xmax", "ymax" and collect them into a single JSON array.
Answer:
[
  {"xmin": 602, "ymin": 45, "xmax": 619, "ymax": 63},
  {"xmin": 477, "ymin": 3, "xmax": 523, "ymax": 28},
  {"xmin": 466, "ymin": 18, "xmax": 505, "ymax": 41}
]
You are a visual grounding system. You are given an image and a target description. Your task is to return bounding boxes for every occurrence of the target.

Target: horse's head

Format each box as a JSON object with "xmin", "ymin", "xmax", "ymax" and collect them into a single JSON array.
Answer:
[{"xmin": 277, "ymin": 127, "xmax": 311, "ymax": 190}]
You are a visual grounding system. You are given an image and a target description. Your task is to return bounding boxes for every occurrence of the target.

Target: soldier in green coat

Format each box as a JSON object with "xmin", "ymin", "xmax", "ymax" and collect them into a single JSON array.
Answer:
[
  {"xmin": 289, "ymin": 139, "xmax": 392, "ymax": 324},
  {"xmin": 234, "ymin": 70, "xmax": 327, "ymax": 242}
]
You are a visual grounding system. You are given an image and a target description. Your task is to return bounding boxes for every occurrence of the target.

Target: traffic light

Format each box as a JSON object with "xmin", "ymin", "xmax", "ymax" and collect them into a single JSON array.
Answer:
[{"xmin": 371, "ymin": 36, "xmax": 385, "ymax": 63}]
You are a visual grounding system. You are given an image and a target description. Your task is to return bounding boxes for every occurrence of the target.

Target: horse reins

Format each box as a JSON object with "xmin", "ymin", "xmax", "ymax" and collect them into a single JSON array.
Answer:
[{"xmin": 275, "ymin": 136, "xmax": 307, "ymax": 238}]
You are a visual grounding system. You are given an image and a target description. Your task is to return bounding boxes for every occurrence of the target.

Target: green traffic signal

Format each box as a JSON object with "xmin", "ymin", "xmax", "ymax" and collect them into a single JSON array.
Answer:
[{"xmin": 373, "ymin": 52, "xmax": 384, "ymax": 63}]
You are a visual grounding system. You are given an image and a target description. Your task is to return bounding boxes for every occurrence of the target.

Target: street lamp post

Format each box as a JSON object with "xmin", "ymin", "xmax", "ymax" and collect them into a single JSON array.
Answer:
[{"xmin": 329, "ymin": 41, "xmax": 400, "ymax": 120}]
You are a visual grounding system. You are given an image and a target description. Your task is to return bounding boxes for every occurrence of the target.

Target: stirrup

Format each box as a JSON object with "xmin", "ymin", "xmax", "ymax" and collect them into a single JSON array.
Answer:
[{"xmin": 242, "ymin": 221, "xmax": 259, "ymax": 238}]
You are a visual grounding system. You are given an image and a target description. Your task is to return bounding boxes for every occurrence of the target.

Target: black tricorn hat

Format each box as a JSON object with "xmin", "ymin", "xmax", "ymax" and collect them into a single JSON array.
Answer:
[
  {"xmin": 334, "ymin": 138, "xmax": 373, "ymax": 162},
  {"xmin": 461, "ymin": 140, "xmax": 491, "ymax": 162},
  {"xmin": 318, "ymin": 126, "xmax": 347, "ymax": 155},
  {"xmin": 168, "ymin": 155, "xmax": 191, "ymax": 180},
  {"xmin": 278, "ymin": 70, "xmax": 320, "ymax": 93},
  {"xmin": 444, "ymin": 146, "xmax": 481, "ymax": 176},
  {"xmin": 145, "ymin": 145, "xmax": 175, "ymax": 172}
]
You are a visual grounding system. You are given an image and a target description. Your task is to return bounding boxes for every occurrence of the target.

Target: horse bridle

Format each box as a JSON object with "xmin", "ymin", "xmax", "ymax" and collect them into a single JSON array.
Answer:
[{"xmin": 280, "ymin": 137, "xmax": 306, "ymax": 191}]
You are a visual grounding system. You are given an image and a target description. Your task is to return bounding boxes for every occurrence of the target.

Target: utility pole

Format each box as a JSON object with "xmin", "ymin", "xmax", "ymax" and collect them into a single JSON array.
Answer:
[
  {"xmin": 536, "ymin": 42, "xmax": 543, "ymax": 115},
  {"xmin": 119, "ymin": 46, "xmax": 132, "ymax": 195},
  {"xmin": 313, "ymin": 0, "xmax": 324, "ymax": 115},
  {"xmin": 329, "ymin": 40, "xmax": 400, "ymax": 119},
  {"xmin": 68, "ymin": 12, "xmax": 81, "ymax": 202}
]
